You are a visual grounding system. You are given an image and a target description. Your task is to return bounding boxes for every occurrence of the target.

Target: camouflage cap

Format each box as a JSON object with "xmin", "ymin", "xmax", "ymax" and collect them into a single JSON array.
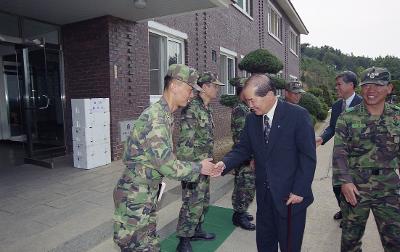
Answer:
[
  {"xmin": 197, "ymin": 72, "xmax": 225, "ymax": 86},
  {"xmin": 167, "ymin": 64, "xmax": 203, "ymax": 92},
  {"xmin": 229, "ymin": 77, "xmax": 247, "ymax": 88},
  {"xmin": 360, "ymin": 67, "xmax": 391, "ymax": 86},
  {"xmin": 285, "ymin": 81, "xmax": 305, "ymax": 93}
]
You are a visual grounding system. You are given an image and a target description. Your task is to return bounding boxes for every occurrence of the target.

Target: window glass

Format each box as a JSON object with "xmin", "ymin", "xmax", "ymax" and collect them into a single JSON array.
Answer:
[{"xmin": 149, "ymin": 32, "xmax": 184, "ymax": 97}]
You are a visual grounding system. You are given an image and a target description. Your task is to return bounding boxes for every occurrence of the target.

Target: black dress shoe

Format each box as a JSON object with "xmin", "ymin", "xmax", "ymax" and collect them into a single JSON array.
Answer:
[
  {"xmin": 176, "ymin": 237, "xmax": 193, "ymax": 252},
  {"xmin": 190, "ymin": 224, "xmax": 216, "ymax": 241},
  {"xmin": 245, "ymin": 212, "xmax": 254, "ymax": 221},
  {"xmin": 333, "ymin": 211, "xmax": 343, "ymax": 220},
  {"xmin": 232, "ymin": 212, "xmax": 256, "ymax": 231}
]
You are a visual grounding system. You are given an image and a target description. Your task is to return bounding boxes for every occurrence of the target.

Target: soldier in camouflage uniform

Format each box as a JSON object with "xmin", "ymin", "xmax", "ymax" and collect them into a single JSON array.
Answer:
[
  {"xmin": 230, "ymin": 77, "xmax": 256, "ymax": 231},
  {"xmin": 175, "ymin": 72, "xmax": 225, "ymax": 252},
  {"xmin": 113, "ymin": 64, "xmax": 222, "ymax": 252},
  {"xmin": 284, "ymin": 81, "xmax": 305, "ymax": 104},
  {"xmin": 332, "ymin": 67, "xmax": 400, "ymax": 252}
]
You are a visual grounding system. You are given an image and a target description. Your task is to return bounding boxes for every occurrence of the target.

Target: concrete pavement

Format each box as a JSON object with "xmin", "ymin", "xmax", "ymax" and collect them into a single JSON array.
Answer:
[{"xmin": 0, "ymin": 118, "xmax": 384, "ymax": 252}]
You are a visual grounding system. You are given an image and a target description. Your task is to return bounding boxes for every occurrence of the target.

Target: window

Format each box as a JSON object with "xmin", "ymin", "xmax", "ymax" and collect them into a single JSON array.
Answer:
[
  {"xmin": 233, "ymin": 0, "xmax": 252, "ymax": 17},
  {"xmin": 289, "ymin": 29, "xmax": 299, "ymax": 56},
  {"xmin": 148, "ymin": 21, "xmax": 186, "ymax": 103},
  {"xmin": 268, "ymin": 3, "xmax": 282, "ymax": 42},
  {"xmin": 219, "ymin": 47, "xmax": 237, "ymax": 95}
]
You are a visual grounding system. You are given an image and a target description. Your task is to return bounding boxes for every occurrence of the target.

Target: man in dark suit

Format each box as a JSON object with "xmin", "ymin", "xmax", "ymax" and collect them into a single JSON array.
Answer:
[
  {"xmin": 215, "ymin": 74, "xmax": 316, "ymax": 252},
  {"xmin": 315, "ymin": 71, "xmax": 362, "ymax": 222}
]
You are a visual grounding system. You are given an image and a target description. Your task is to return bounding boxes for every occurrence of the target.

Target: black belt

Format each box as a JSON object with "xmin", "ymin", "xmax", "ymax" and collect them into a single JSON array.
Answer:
[{"xmin": 370, "ymin": 169, "xmax": 386, "ymax": 175}]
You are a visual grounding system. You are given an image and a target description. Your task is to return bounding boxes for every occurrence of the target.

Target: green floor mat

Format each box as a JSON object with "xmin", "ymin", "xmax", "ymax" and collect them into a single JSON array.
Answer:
[{"xmin": 160, "ymin": 205, "xmax": 236, "ymax": 252}]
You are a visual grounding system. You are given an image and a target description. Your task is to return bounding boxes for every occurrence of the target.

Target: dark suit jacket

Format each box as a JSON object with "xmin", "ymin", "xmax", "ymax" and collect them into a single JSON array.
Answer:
[
  {"xmin": 320, "ymin": 94, "xmax": 362, "ymax": 145},
  {"xmin": 222, "ymin": 100, "xmax": 317, "ymax": 217}
]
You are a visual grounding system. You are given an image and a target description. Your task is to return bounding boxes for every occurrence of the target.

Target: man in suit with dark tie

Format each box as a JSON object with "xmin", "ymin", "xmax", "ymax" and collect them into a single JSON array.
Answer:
[
  {"xmin": 215, "ymin": 74, "xmax": 316, "ymax": 252},
  {"xmin": 315, "ymin": 71, "xmax": 362, "ymax": 222}
]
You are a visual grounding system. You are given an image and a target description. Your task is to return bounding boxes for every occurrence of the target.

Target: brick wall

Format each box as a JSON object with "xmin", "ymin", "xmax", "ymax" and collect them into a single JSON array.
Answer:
[
  {"xmin": 62, "ymin": 17, "xmax": 111, "ymax": 154},
  {"xmin": 62, "ymin": 16, "xmax": 149, "ymax": 160}
]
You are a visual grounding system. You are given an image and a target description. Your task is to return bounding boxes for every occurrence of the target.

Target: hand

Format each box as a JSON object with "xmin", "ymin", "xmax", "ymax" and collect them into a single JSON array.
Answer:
[
  {"xmin": 210, "ymin": 164, "xmax": 224, "ymax": 177},
  {"xmin": 249, "ymin": 160, "xmax": 255, "ymax": 171},
  {"xmin": 214, "ymin": 161, "xmax": 225, "ymax": 171},
  {"xmin": 315, "ymin": 137, "xmax": 323, "ymax": 147},
  {"xmin": 200, "ymin": 158, "xmax": 214, "ymax": 176},
  {"xmin": 341, "ymin": 183, "xmax": 360, "ymax": 207},
  {"xmin": 286, "ymin": 193, "xmax": 303, "ymax": 205}
]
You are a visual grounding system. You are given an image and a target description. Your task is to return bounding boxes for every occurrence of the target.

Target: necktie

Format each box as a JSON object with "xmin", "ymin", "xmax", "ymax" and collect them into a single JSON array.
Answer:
[
  {"xmin": 342, "ymin": 100, "xmax": 346, "ymax": 112},
  {"xmin": 263, "ymin": 115, "xmax": 271, "ymax": 144}
]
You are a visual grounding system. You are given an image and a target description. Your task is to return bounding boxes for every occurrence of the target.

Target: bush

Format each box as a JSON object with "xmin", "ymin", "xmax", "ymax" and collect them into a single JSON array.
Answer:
[
  {"xmin": 299, "ymin": 92, "xmax": 329, "ymax": 122},
  {"xmin": 219, "ymin": 94, "xmax": 239, "ymax": 108},
  {"xmin": 308, "ymin": 87, "xmax": 323, "ymax": 97},
  {"xmin": 299, "ymin": 93, "xmax": 321, "ymax": 117},
  {"xmin": 271, "ymin": 76, "xmax": 286, "ymax": 90},
  {"xmin": 317, "ymin": 102, "xmax": 329, "ymax": 121},
  {"xmin": 239, "ymin": 49, "xmax": 283, "ymax": 74}
]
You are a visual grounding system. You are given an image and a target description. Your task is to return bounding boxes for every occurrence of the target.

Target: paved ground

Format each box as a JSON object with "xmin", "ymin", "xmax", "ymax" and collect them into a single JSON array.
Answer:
[{"xmin": 0, "ymin": 118, "xmax": 384, "ymax": 252}]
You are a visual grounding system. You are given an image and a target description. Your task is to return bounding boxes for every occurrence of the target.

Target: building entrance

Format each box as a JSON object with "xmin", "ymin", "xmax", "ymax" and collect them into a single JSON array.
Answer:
[{"xmin": 0, "ymin": 41, "xmax": 65, "ymax": 168}]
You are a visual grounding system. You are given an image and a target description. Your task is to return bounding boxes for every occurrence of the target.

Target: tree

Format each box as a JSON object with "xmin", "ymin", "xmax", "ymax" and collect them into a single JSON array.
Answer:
[{"xmin": 238, "ymin": 49, "xmax": 283, "ymax": 74}]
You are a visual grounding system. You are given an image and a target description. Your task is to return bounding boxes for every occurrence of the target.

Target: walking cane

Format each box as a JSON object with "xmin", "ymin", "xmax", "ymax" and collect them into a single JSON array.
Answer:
[{"xmin": 287, "ymin": 202, "xmax": 292, "ymax": 252}]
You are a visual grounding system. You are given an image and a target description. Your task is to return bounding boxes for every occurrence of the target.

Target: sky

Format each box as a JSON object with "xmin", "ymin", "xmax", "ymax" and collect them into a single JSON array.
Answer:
[{"xmin": 290, "ymin": 0, "xmax": 400, "ymax": 58}]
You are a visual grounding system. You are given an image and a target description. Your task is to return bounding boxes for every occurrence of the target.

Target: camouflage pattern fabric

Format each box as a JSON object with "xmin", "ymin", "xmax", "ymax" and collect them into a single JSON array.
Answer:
[
  {"xmin": 176, "ymin": 96, "xmax": 214, "ymax": 237},
  {"xmin": 113, "ymin": 97, "xmax": 201, "ymax": 251},
  {"xmin": 231, "ymin": 102, "xmax": 255, "ymax": 213},
  {"xmin": 333, "ymin": 102, "xmax": 400, "ymax": 252}
]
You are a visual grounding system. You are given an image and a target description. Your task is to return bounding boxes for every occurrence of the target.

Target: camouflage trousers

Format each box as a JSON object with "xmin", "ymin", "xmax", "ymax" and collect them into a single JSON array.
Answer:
[
  {"xmin": 232, "ymin": 164, "xmax": 255, "ymax": 213},
  {"xmin": 176, "ymin": 174, "xmax": 210, "ymax": 237},
  {"xmin": 340, "ymin": 170, "xmax": 400, "ymax": 252},
  {"xmin": 113, "ymin": 182, "xmax": 160, "ymax": 252}
]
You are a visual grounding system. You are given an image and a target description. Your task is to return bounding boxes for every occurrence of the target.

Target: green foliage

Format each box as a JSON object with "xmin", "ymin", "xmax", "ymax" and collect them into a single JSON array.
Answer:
[
  {"xmin": 391, "ymin": 80, "xmax": 400, "ymax": 96},
  {"xmin": 317, "ymin": 102, "xmax": 329, "ymax": 121},
  {"xmin": 319, "ymin": 85, "xmax": 333, "ymax": 107},
  {"xmin": 299, "ymin": 92, "xmax": 328, "ymax": 122},
  {"xmin": 271, "ymin": 76, "xmax": 286, "ymax": 89},
  {"xmin": 308, "ymin": 87, "xmax": 323, "ymax": 97},
  {"xmin": 219, "ymin": 94, "xmax": 239, "ymax": 108},
  {"xmin": 300, "ymin": 44, "xmax": 400, "ymax": 99},
  {"xmin": 239, "ymin": 49, "xmax": 283, "ymax": 74},
  {"xmin": 374, "ymin": 56, "xmax": 400, "ymax": 80}
]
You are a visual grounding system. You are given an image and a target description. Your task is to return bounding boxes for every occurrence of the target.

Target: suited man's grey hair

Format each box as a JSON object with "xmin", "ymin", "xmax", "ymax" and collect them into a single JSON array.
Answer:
[
  {"xmin": 244, "ymin": 74, "xmax": 277, "ymax": 96},
  {"xmin": 336, "ymin": 71, "xmax": 358, "ymax": 89}
]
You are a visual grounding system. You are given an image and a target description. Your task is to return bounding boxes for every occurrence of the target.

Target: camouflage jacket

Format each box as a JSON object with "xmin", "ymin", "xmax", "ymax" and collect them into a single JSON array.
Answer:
[
  {"xmin": 332, "ymin": 102, "xmax": 400, "ymax": 186},
  {"xmin": 231, "ymin": 102, "xmax": 250, "ymax": 145},
  {"xmin": 177, "ymin": 96, "xmax": 214, "ymax": 162},
  {"xmin": 121, "ymin": 97, "xmax": 201, "ymax": 186}
]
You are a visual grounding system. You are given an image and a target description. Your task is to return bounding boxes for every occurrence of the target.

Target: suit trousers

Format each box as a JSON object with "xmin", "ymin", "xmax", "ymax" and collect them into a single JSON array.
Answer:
[{"xmin": 256, "ymin": 188, "xmax": 306, "ymax": 252}]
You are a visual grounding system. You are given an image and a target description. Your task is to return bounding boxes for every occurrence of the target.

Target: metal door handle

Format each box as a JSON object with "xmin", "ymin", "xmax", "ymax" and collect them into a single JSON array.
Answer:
[{"xmin": 39, "ymin": 94, "xmax": 50, "ymax": 109}]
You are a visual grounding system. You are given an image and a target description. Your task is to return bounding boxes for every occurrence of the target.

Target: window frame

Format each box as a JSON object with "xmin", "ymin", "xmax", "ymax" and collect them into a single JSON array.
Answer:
[
  {"xmin": 148, "ymin": 21, "xmax": 186, "ymax": 104},
  {"xmin": 232, "ymin": 0, "xmax": 253, "ymax": 20},
  {"xmin": 267, "ymin": 2, "xmax": 283, "ymax": 44},
  {"xmin": 288, "ymin": 27, "xmax": 299, "ymax": 57},
  {"xmin": 219, "ymin": 47, "xmax": 237, "ymax": 95}
]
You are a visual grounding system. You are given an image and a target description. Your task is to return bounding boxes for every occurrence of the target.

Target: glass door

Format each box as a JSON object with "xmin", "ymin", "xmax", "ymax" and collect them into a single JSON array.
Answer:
[{"xmin": 17, "ymin": 43, "xmax": 65, "ymax": 168}]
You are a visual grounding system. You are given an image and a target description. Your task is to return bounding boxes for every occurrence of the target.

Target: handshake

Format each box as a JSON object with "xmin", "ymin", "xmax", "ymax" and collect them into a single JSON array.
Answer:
[{"xmin": 200, "ymin": 158, "xmax": 226, "ymax": 177}]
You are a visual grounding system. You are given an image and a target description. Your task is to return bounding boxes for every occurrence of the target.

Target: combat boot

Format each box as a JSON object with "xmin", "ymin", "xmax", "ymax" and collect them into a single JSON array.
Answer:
[
  {"xmin": 176, "ymin": 237, "xmax": 192, "ymax": 252},
  {"xmin": 245, "ymin": 212, "xmax": 254, "ymax": 221},
  {"xmin": 232, "ymin": 212, "xmax": 256, "ymax": 231},
  {"xmin": 190, "ymin": 223, "xmax": 215, "ymax": 241}
]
